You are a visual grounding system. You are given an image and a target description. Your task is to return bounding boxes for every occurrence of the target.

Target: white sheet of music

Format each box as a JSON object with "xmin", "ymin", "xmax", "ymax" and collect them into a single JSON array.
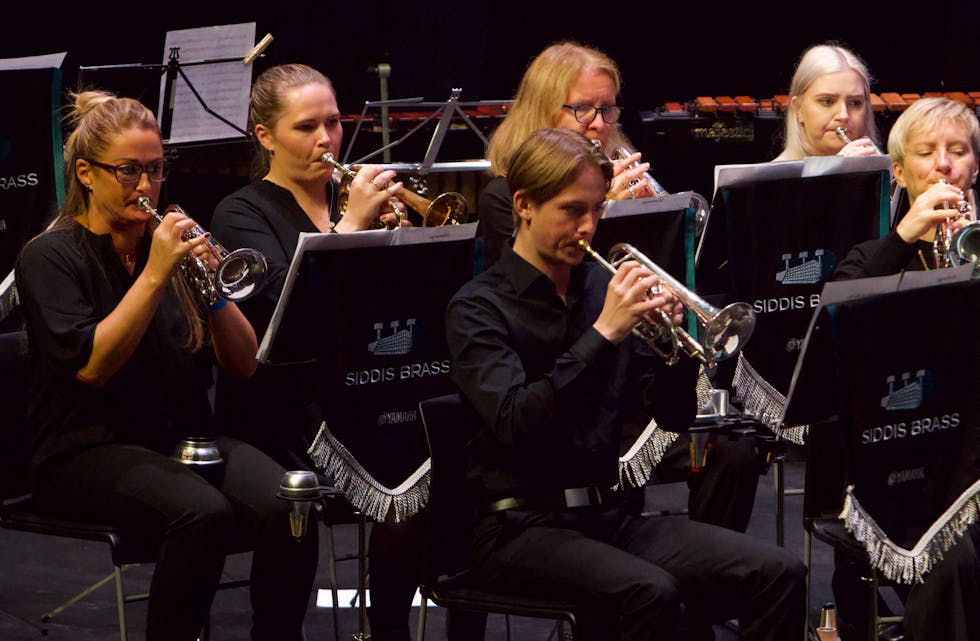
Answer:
[
  {"xmin": 158, "ymin": 23, "xmax": 255, "ymax": 144},
  {"xmin": 0, "ymin": 52, "xmax": 66, "ymax": 70},
  {"xmin": 257, "ymin": 223, "xmax": 477, "ymax": 363}
]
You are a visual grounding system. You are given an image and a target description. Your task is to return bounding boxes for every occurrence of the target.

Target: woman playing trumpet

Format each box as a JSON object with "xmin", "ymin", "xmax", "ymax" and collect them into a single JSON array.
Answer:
[
  {"xmin": 773, "ymin": 43, "xmax": 881, "ymax": 161},
  {"xmin": 211, "ymin": 64, "xmax": 424, "ymax": 641},
  {"xmin": 15, "ymin": 90, "xmax": 317, "ymax": 641}
]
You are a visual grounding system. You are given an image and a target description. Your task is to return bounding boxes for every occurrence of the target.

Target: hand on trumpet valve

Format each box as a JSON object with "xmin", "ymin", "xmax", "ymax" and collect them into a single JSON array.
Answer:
[
  {"xmin": 834, "ymin": 126, "xmax": 880, "ymax": 157},
  {"xmin": 594, "ymin": 260, "xmax": 678, "ymax": 344},
  {"xmin": 896, "ymin": 179, "xmax": 972, "ymax": 244},
  {"xmin": 609, "ymin": 153, "xmax": 655, "ymax": 200},
  {"xmin": 340, "ymin": 165, "xmax": 407, "ymax": 231},
  {"xmin": 148, "ymin": 206, "xmax": 208, "ymax": 277}
]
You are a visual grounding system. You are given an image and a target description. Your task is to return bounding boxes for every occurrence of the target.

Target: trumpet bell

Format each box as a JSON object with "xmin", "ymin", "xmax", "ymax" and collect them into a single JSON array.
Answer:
[
  {"xmin": 702, "ymin": 302, "xmax": 756, "ymax": 362},
  {"xmin": 950, "ymin": 220, "xmax": 980, "ymax": 267},
  {"xmin": 422, "ymin": 192, "xmax": 468, "ymax": 227},
  {"xmin": 215, "ymin": 248, "xmax": 269, "ymax": 301}
]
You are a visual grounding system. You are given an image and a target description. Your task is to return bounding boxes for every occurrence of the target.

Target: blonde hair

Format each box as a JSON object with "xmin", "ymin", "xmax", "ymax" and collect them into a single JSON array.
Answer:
[
  {"xmin": 887, "ymin": 97, "xmax": 980, "ymax": 168},
  {"xmin": 486, "ymin": 41, "xmax": 628, "ymax": 176},
  {"xmin": 780, "ymin": 44, "xmax": 878, "ymax": 160},
  {"xmin": 508, "ymin": 128, "xmax": 612, "ymax": 228},
  {"xmin": 248, "ymin": 64, "xmax": 334, "ymax": 178},
  {"xmin": 54, "ymin": 90, "xmax": 205, "ymax": 350}
]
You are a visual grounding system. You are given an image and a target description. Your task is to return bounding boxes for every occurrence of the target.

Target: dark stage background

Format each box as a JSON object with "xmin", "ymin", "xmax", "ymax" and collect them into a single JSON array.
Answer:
[{"xmin": 2, "ymin": 0, "xmax": 978, "ymax": 215}]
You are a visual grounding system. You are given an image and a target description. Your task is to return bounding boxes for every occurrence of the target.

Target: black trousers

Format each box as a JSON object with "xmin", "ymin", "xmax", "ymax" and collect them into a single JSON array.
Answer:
[
  {"xmin": 833, "ymin": 522, "xmax": 980, "ymax": 641},
  {"xmin": 653, "ymin": 431, "xmax": 762, "ymax": 532},
  {"xmin": 469, "ymin": 500, "xmax": 805, "ymax": 641},
  {"xmin": 34, "ymin": 437, "xmax": 318, "ymax": 641}
]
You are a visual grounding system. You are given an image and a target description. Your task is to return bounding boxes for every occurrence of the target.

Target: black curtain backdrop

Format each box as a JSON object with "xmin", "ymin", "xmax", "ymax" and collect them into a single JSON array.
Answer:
[{"xmin": 2, "ymin": 1, "xmax": 977, "ymax": 213}]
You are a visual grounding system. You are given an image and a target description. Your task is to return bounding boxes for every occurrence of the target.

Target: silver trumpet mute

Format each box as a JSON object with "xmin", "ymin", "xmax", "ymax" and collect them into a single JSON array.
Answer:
[{"xmin": 277, "ymin": 470, "xmax": 322, "ymax": 541}]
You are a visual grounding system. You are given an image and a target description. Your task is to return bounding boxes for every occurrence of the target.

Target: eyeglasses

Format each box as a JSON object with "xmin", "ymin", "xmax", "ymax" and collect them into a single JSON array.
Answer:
[
  {"xmin": 561, "ymin": 104, "xmax": 622, "ymax": 125},
  {"xmin": 87, "ymin": 159, "xmax": 170, "ymax": 184}
]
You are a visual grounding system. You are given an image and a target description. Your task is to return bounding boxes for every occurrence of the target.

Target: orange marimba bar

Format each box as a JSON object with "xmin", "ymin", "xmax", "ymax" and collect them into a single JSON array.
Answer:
[{"xmin": 663, "ymin": 91, "xmax": 980, "ymax": 115}]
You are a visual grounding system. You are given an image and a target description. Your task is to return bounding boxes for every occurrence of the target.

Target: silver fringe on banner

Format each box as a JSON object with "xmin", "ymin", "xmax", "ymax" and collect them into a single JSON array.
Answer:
[
  {"xmin": 309, "ymin": 422, "xmax": 430, "ymax": 523},
  {"xmin": 615, "ymin": 368, "xmax": 713, "ymax": 489},
  {"xmin": 733, "ymin": 353, "xmax": 807, "ymax": 444},
  {"xmin": 840, "ymin": 478, "xmax": 980, "ymax": 584}
]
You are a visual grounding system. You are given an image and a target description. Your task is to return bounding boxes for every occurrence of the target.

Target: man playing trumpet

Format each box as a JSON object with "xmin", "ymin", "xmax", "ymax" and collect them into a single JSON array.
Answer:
[{"xmin": 447, "ymin": 128, "xmax": 805, "ymax": 641}]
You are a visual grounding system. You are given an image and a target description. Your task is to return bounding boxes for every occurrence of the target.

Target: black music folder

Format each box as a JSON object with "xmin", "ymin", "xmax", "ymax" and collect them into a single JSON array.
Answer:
[
  {"xmin": 783, "ymin": 269, "xmax": 980, "ymax": 583},
  {"xmin": 259, "ymin": 224, "xmax": 478, "ymax": 522},
  {"xmin": 695, "ymin": 156, "xmax": 892, "ymax": 437}
]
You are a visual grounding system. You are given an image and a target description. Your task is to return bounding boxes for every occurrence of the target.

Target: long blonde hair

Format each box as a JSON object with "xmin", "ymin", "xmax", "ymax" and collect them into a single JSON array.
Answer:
[
  {"xmin": 53, "ymin": 90, "xmax": 205, "ymax": 349},
  {"xmin": 486, "ymin": 41, "xmax": 629, "ymax": 176},
  {"xmin": 780, "ymin": 44, "xmax": 878, "ymax": 160}
]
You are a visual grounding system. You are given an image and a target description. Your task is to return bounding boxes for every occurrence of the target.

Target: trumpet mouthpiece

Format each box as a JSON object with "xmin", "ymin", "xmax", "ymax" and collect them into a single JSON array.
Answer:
[{"xmin": 835, "ymin": 127, "xmax": 851, "ymax": 143}]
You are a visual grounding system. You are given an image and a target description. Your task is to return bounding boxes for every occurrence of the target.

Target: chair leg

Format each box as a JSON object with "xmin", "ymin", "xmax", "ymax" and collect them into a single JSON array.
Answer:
[
  {"xmin": 355, "ymin": 514, "xmax": 370, "ymax": 641},
  {"xmin": 114, "ymin": 564, "xmax": 129, "ymax": 641},
  {"xmin": 773, "ymin": 455, "xmax": 786, "ymax": 547},
  {"xmin": 325, "ymin": 523, "xmax": 342, "ymax": 641},
  {"xmin": 415, "ymin": 595, "xmax": 428, "ymax": 641},
  {"xmin": 861, "ymin": 575, "xmax": 878, "ymax": 641},
  {"xmin": 803, "ymin": 529, "xmax": 812, "ymax": 641}
]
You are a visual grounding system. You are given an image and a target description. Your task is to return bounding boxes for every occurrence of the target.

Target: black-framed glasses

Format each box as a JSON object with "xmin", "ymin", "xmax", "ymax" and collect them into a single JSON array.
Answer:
[
  {"xmin": 87, "ymin": 159, "xmax": 170, "ymax": 184},
  {"xmin": 561, "ymin": 104, "xmax": 622, "ymax": 125}
]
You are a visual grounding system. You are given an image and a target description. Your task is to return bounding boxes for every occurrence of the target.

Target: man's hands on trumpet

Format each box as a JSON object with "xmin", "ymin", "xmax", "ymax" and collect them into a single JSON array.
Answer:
[
  {"xmin": 336, "ymin": 164, "xmax": 412, "ymax": 231},
  {"xmin": 593, "ymin": 260, "xmax": 683, "ymax": 344}
]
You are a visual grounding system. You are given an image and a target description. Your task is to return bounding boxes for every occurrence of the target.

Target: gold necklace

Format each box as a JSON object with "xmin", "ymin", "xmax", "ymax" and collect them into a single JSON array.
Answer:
[{"xmin": 917, "ymin": 248, "xmax": 932, "ymax": 271}]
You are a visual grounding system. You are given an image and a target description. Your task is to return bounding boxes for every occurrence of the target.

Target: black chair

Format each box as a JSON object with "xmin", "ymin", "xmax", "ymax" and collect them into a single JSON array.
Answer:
[
  {"xmin": 802, "ymin": 420, "xmax": 903, "ymax": 641},
  {"xmin": 0, "ymin": 330, "xmax": 250, "ymax": 640},
  {"xmin": 416, "ymin": 393, "xmax": 584, "ymax": 641}
]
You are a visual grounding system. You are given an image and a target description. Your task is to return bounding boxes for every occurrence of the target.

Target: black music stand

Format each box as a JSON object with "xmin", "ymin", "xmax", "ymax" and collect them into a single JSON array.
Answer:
[
  {"xmin": 695, "ymin": 156, "xmax": 893, "ymax": 433},
  {"xmin": 258, "ymin": 224, "xmax": 478, "ymax": 638},
  {"xmin": 783, "ymin": 268, "xmax": 980, "ymax": 582}
]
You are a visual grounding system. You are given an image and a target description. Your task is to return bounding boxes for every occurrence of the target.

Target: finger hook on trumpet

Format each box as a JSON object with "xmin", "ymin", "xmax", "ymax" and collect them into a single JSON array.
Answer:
[{"xmin": 577, "ymin": 239, "xmax": 756, "ymax": 365}]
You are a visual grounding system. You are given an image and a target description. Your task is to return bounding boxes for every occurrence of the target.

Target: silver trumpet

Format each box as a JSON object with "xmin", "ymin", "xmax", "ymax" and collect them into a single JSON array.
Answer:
[
  {"xmin": 935, "ymin": 179, "xmax": 979, "ymax": 268},
  {"xmin": 835, "ymin": 126, "xmax": 883, "ymax": 155},
  {"xmin": 611, "ymin": 145, "xmax": 669, "ymax": 198},
  {"xmin": 136, "ymin": 197, "xmax": 268, "ymax": 306},
  {"xmin": 577, "ymin": 239, "xmax": 756, "ymax": 365}
]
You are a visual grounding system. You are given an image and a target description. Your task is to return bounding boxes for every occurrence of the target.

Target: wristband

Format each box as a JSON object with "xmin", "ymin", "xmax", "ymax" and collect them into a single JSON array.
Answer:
[{"xmin": 210, "ymin": 299, "xmax": 228, "ymax": 313}]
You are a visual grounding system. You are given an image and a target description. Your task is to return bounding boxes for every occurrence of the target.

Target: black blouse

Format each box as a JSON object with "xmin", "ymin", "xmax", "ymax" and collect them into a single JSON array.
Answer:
[{"xmin": 15, "ymin": 222, "xmax": 213, "ymax": 475}]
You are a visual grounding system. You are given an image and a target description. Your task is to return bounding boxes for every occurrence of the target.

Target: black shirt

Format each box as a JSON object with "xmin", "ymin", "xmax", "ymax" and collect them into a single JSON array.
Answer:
[
  {"xmin": 475, "ymin": 175, "xmax": 513, "ymax": 270},
  {"xmin": 446, "ymin": 244, "xmax": 699, "ymax": 501},
  {"xmin": 15, "ymin": 222, "xmax": 213, "ymax": 475},
  {"xmin": 832, "ymin": 229, "xmax": 933, "ymax": 280}
]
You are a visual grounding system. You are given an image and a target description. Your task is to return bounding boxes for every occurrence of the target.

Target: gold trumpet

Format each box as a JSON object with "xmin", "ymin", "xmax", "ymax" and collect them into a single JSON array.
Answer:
[
  {"xmin": 136, "ymin": 197, "xmax": 267, "ymax": 306},
  {"xmin": 320, "ymin": 153, "xmax": 468, "ymax": 227},
  {"xmin": 577, "ymin": 239, "xmax": 756, "ymax": 365}
]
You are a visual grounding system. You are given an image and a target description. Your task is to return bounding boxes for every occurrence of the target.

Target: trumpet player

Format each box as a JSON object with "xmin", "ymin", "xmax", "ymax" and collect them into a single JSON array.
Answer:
[
  {"xmin": 14, "ymin": 90, "xmax": 317, "ymax": 641},
  {"xmin": 478, "ymin": 41, "xmax": 659, "ymax": 270},
  {"xmin": 210, "ymin": 64, "xmax": 425, "ymax": 641},
  {"xmin": 834, "ymin": 97, "xmax": 979, "ymax": 278},
  {"xmin": 448, "ymin": 128, "xmax": 805, "ymax": 641},
  {"xmin": 829, "ymin": 97, "xmax": 980, "ymax": 641},
  {"xmin": 773, "ymin": 43, "xmax": 881, "ymax": 161}
]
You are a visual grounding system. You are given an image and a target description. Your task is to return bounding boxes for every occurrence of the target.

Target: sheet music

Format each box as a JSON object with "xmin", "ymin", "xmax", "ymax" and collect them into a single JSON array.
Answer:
[
  {"xmin": 603, "ymin": 191, "xmax": 696, "ymax": 219},
  {"xmin": 0, "ymin": 52, "xmax": 66, "ymax": 70},
  {"xmin": 713, "ymin": 155, "xmax": 892, "ymax": 198},
  {"xmin": 257, "ymin": 223, "xmax": 477, "ymax": 362},
  {"xmin": 158, "ymin": 23, "xmax": 255, "ymax": 144}
]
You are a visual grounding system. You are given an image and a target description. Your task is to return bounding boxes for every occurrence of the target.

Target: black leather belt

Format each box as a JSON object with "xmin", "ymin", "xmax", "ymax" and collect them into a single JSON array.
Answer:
[{"xmin": 481, "ymin": 486, "xmax": 620, "ymax": 515}]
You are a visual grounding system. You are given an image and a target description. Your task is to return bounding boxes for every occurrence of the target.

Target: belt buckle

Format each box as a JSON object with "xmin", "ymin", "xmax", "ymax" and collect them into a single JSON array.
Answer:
[{"xmin": 563, "ymin": 487, "xmax": 599, "ymax": 508}]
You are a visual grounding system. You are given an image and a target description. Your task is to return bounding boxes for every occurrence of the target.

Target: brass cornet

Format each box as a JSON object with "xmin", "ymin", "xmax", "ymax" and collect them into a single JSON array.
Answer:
[
  {"xmin": 320, "ymin": 153, "xmax": 468, "ymax": 228},
  {"xmin": 935, "ymin": 179, "xmax": 979, "ymax": 268},
  {"xmin": 136, "ymin": 197, "xmax": 268, "ymax": 307},
  {"xmin": 577, "ymin": 239, "xmax": 756, "ymax": 365},
  {"xmin": 835, "ymin": 126, "xmax": 884, "ymax": 155}
]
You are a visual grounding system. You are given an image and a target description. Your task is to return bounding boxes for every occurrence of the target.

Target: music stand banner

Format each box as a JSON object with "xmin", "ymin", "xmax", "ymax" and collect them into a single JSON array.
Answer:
[
  {"xmin": 697, "ymin": 158, "xmax": 890, "ymax": 440},
  {"xmin": 0, "ymin": 67, "xmax": 64, "ymax": 330},
  {"xmin": 831, "ymin": 280, "xmax": 980, "ymax": 583},
  {"xmin": 303, "ymin": 227, "xmax": 476, "ymax": 522}
]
